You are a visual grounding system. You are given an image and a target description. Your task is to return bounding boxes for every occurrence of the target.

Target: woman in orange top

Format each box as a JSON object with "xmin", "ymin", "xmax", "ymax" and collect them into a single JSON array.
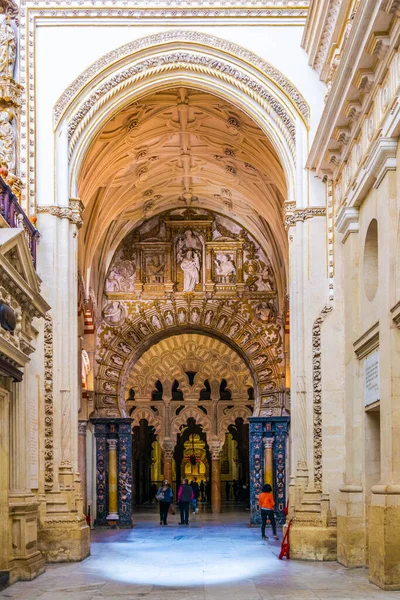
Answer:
[{"xmin": 258, "ymin": 484, "xmax": 279, "ymax": 540}]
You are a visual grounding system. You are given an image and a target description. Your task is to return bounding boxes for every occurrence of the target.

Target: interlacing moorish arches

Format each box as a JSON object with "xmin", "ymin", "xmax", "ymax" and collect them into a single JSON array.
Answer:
[
  {"xmin": 95, "ymin": 296, "xmax": 284, "ymax": 416},
  {"xmin": 126, "ymin": 334, "xmax": 252, "ymax": 400}
]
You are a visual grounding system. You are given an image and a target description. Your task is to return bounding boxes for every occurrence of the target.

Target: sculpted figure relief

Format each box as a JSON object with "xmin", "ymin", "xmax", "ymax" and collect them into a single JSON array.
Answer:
[
  {"xmin": 0, "ymin": 111, "xmax": 15, "ymax": 174},
  {"xmin": 105, "ymin": 258, "xmax": 136, "ymax": 292},
  {"xmin": 0, "ymin": 17, "xmax": 16, "ymax": 79},
  {"xmin": 103, "ymin": 301, "xmax": 126, "ymax": 326},
  {"xmin": 215, "ymin": 253, "xmax": 236, "ymax": 283}
]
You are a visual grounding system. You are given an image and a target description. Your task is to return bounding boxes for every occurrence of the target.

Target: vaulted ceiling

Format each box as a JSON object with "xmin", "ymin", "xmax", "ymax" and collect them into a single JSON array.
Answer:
[{"xmin": 79, "ymin": 87, "xmax": 288, "ymax": 296}]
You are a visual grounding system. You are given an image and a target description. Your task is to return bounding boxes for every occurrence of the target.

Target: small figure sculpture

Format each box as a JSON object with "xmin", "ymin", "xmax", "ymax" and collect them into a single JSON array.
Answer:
[
  {"xmin": 0, "ymin": 110, "xmax": 15, "ymax": 174},
  {"xmin": 215, "ymin": 253, "xmax": 236, "ymax": 283},
  {"xmin": 0, "ymin": 17, "xmax": 16, "ymax": 79}
]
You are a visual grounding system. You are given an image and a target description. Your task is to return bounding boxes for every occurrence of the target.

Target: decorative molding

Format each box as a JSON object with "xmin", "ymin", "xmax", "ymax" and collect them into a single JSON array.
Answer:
[
  {"xmin": 314, "ymin": 0, "xmax": 342, "ymax": 75},
  {"xmin": 55, "ymin": 30, "xmax": 309, "ymax": 127},
  {"xmin": 312, "ymin": 304, "xmax": 333, "ymax": 490},
  {"xmin": 285, "ymin": 206, "xmax": 326, "ymax": 227},
  {"xmin": 44, "ymin": 313, "xmax": 54, "ymax": 491},
  {"xmin": 66, "ymin": 52, "xmax": 297, "ymax": 158},
  {"xmin": 0, "ymin": 0, "xmax": 18, "ymax": 18},
  {"xmin": 37, "ymin": 198, "xmax": 84, "ymax": 228},
  {"xmin": 353, "ymin": 321, "xmax": 379, "ymax": 359},
  {"xmin": 336, "ymin": 206, "xmax": 359, "ymax": 242},
  {"xmin": 390, "ymin": 300, "xmax": 400, "ymax": 328},
  {"xmin": 346, "ymin": 137, "xmax": 398, "ymax": 208}
]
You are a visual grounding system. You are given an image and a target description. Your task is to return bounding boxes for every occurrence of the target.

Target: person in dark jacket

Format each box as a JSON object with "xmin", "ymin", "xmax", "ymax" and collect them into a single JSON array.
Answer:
[
  {"xmin": 177, "ymin": 478, "xmax": 194, "ymax": 525},
  {"xmin": 156, "ymin": 480, "xmax": 173, "ymax": 525},
  {"xmin": 199, "ymin": 479, "xmax": 205, "ymax": 502},
  {"xmin": 190, "ymin": 477, "xmax": 200, "ymax": 514}
]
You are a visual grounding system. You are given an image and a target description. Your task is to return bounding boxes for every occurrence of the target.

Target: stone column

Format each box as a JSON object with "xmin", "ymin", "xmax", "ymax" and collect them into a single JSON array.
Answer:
[
  {"xmin": 263, "ymin": 437, "xmax": 274, "ymax": 487},
  {"xmin": 162, "ymin": 440, "xmax": 174, "ymax": 485},
  {"xmin": 210, "ymin": 443, "xmax": 222, "ymax": 514},
  {"xmin": 78, "ymin": 421, "xmax": 88, "ymax": 515},
  {"xmin": 106, "ymin": 439, "xmax": 119, "ymax": 526},
  {"xmin": 0, "ymin": 385, "xmax": 10, "ymax": 574}
]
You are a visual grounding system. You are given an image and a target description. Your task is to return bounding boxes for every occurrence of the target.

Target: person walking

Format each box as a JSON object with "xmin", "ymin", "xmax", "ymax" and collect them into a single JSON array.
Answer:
[
  {"xmin": 225, "ymin": 480, "xmax": 231, "ymax": 500},
  {"xmin": 177, "ymin": 478, "xmax": 194, "ymax": 525},
  {"xmin": 156, "ymin": 480, "xmax": 173, "ymax": 525},
  {"xmin": 190, "ymin": 477, "xmax": 200, "ymax": 514},
  {"xmin": 258, "ymin": 484, "xmax": 279, "ymax": 540},
  {"xmin": 232, "ymin": 479, "xmax": 238, "ymax": 502},
  {"xmin": 199, "ymin": 479, "xmax": 205, "ymax": 502}
]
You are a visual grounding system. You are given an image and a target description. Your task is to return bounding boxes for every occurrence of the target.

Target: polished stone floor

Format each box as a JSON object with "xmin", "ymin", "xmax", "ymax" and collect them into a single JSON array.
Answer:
[{"xmin": 1, "ymin": 508, "xmax": 400, "ymax": 599}]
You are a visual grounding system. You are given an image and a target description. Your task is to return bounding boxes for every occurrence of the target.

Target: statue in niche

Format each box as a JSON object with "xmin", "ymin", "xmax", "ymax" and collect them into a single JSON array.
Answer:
[
  {"xmin": 0, "ymin": 17, "xmax": 16, "ymax": 79},
  {"xmin": 164, "ymin": 311, "xmax": 174, "ymax": 326},
  {"xmin": 178, "ymin": 309, "xmax": 186, "ymax": 323},
  {"xmin": 111, "ymin": 354, "xmax": 124, "ymax": 367},
  {"xmin": 0, "ymin": 111, "xmax": 15, "ymax": 174},
  {"xmin": 191, "ymin": 308, "xmax": 200, "ymax": 323},
  {"xmin": 205, "ymin": 310, "xmax": 213, "ymax": 325},
  {"xmin": 117, "ymin": 341, "xmax": 131, "ymax": 355},
  {"xmin": 176, "ymin": 229, "xmax": 202, "ymax": 292},
  {"xmin": 214, "ymin": 253, "xmax": 236, "ymax": 283},
  {"xmin": 228, "ymin": 322, "xmax": 240, "ymax": 337},
  {"xmin": 103, "ymin": 301, "xmax": 126, "ymax": 326},
  {"xmin": 152, "ymin": 315, "xmax": 162, "ymax": 329},
  {"xmin": 146, "ymin": 255, "xmax": 165, "ymax": 284},
  {"xmin": 139, "ymin": 322, "xmax": 149, "ymax": 336},
  {"xmin": 179, "ymin": 249, "xmax": 200, "ymax": 292}
]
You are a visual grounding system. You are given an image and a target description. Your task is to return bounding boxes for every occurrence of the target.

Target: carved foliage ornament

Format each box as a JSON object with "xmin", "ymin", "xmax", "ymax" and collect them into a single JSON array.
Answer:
[
  {"xmin": 37, "ymin": 198, "xmax": 84, "ymax": 228},
  {"xmin": 54, "ymin": 30, "xmax": 309, "ymax": 127},
  {"xmin": 44, "ymin": 313, "xmax": 54, "ymax": 490},
  {"xmin": 312, "ymin": 304, "xmax": 332, "ymax": 490},
  {"xmin": 67, "ymin": 53, "xmax": 297, "ymax": 152}
]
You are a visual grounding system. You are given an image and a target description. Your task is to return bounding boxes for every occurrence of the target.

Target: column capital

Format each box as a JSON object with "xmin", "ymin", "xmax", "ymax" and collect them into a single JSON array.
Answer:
[
  {"xmin": 107, "ymin": 438, "xmax": 118, "ymax": 451},
  {"xmin": 78, "ymin": 420, "xmax": 88, "ymax": 435},
  {"xmin": 210, "ymin": 439, "xmax": 223, "ymax": 459},
  {"xmin": 263, "ymin": 436, "xmax": 274, "ymax": 450},
  {"xmin": 162, "ymin": 439, "xmax": 175, "ymax": 459}
]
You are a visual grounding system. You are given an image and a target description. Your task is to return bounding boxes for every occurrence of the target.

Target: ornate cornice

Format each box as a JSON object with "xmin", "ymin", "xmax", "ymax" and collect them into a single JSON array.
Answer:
[
  {"xmin": 55, "ymin": 30, "xmax": 309, "ymax": 128},
  {"xmin": 285, "ymin": 206, "xmax": 326, "ymax": 227},
  {"xmin": 37, "ymin": 198, "xmax": 84, "ymax": 228}
]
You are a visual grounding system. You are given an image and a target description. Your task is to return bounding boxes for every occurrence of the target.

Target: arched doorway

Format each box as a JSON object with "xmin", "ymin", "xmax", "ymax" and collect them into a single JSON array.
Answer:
[{"xmin": 65, "ymin": 34, "xmax": 304, "ymax": 528}]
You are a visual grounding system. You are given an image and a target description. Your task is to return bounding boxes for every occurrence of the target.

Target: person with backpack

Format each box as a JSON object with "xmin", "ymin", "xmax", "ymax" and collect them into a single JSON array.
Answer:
[
  {"xmin": 258, "ymin": 483, "xmax": 279, "ymax": 540},
  {"xmin": 177, "ymin": 478, "xmax": 194, "ymax": 525},
  {"xmin": 156, "ymin": 480, "xmax": 173, "ymax": 525},
  {"xmin": 190, "ymin": 477, "xmax": 200, "ymax": 514}
]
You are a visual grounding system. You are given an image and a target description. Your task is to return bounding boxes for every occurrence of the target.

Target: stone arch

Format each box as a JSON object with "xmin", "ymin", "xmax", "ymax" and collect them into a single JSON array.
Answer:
[
  {"xmin": 95, "ymin": 297, "xmax": 284, "ymax": 416},
  {"xmin": 218, "ymin": 406, "xmax": 252, "ymax": 443},
  {"xmin": 170, "ymin": 406, "xmax": 212, "ymax": 438},
  {"xmin": 55, "ymin": 31, "xmax": 308, "ymax": 215},
  {"xmin": 127, "ymin": 333, "xmax": 252, "ymax": 400},
  {"xmin": 130, "ymin": 407, "xmax": 164, "ymax": 442}
]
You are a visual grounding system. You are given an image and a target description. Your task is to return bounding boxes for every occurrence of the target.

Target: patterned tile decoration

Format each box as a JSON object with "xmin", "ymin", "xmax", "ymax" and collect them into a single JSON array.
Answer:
[
  {"xmin": 92, "ymin": 419, "xmax": 133, "ymax": 527},
  {"xmin": 249, "ymin": 416, "xmax": 289, "ymax": 526},
  {"xmin": 118, "ymin": 422, "xmax": 133, "ymax": 528}
]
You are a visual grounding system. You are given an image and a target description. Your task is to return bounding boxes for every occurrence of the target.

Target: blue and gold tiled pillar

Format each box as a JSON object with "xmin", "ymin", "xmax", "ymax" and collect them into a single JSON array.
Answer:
[
  {"xmin": 92, "ymin": 418, "xmax": 133, "ymax": 527},
  {"xmin": 249, "ymin": 416, "xmax": 289, "ymax": 526}
]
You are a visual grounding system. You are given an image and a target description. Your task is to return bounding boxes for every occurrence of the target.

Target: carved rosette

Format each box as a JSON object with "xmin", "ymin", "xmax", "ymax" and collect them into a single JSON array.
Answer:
[{"xmin": 44, "ymin": 313, "xmax": 54, "ymax": 490}]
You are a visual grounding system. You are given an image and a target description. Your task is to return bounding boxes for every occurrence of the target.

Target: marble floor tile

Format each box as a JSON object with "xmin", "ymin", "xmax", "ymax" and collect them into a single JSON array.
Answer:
[{"xmin": 0, "ymin": 510, "xmax": 399, "ymax": 600}]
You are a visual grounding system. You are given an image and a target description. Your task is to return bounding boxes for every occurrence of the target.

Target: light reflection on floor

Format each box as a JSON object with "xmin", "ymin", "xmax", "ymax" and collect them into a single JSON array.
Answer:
[{"xmin": 2, "ymin": 508, "xmax": 400, "ymax": 599}]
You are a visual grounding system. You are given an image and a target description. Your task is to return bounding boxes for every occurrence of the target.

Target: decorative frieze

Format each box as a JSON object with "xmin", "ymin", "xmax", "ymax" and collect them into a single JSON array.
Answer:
[
  {"xmin": 37, "ymin": 198, "xmax": 84, "ymax": 228},
  {"xmin": 285, "ymin": 206, "xmax": 326, "ymax": 228}
]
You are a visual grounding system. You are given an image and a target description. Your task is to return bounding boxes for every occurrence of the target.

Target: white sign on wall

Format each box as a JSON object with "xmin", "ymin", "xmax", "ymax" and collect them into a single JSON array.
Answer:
[{"xmin": 364, "ymin": 349, "xmax": 380, "ymax": 407}]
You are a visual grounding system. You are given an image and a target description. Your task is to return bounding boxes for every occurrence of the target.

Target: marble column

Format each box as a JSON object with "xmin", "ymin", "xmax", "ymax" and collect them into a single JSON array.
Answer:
[
  {"xmin": 162, "ymin": 440, "xmax": 174, "ymax": 485},
  {"xmin": 263, "ymin": 437, "xmax": 274, "ymax": 487},
  {"xmin": 78, "ymin": 421, "xmax": 88, "ymax": 515},
  {"xmin": 106, "ymin": 439, "xmax": 119, "ymax": 525},
  {"xmin": 211, "ymin": 445, "xmax": 222, "ymax": 514},
  {"xmin": 0, "ymin": 385, "xmax": 10, "ymax": 574}
]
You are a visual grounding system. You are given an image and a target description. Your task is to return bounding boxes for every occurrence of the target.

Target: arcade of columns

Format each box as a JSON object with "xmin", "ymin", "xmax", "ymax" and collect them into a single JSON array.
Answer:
[{"xmin": 0, "ymin": 0, "xmax": 399, "ymax": 592}]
